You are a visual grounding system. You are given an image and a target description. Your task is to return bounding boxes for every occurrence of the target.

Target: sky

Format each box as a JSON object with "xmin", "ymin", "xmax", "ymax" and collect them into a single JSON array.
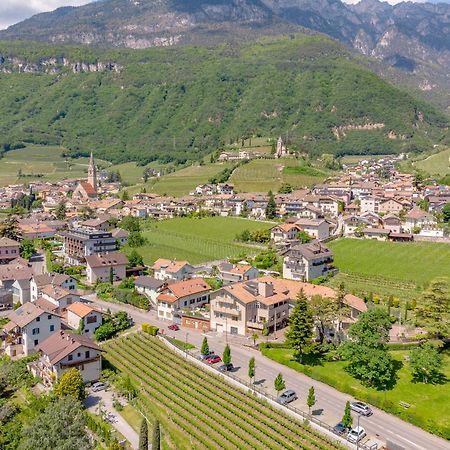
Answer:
[{"xmin": 0, "ymin": 0, "xmax": 449, "ymax": 30}]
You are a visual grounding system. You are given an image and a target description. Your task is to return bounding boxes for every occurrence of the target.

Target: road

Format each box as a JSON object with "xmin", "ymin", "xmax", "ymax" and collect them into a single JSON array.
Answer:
[{"xmin": 87, "ymin": 296, "xmax": 450, "ymax": 450}]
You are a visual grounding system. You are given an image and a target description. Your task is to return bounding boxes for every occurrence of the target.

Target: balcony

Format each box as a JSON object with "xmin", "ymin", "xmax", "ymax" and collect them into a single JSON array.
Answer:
[
  {"xmin": 213, "ymin": 305, "xmax": 240, "ymax": 317},
  {"xmin": 246, "ymin": 321, "xmax": 264, "ymax": 330}
]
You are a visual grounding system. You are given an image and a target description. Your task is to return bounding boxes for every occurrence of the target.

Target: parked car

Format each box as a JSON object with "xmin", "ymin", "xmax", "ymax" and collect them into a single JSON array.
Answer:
[
  {"xmin": 206, "ymin": 355, "xmax": 221, "ymax": 364},
  {"xmin": 276, "ymin": 389, "xmax": 298, "ymax": 405},
  {"xmin": 91, "ymin": 382, "xmax": 107, "ymax": 392},
  {"xmin": 350, "ymin": 401, "xmax": 373, "ymax": 416},
  {"xmin": 218, "ymin": 363, "xmax": 234, "ymax": 372},
  {"xmin": 347, "ymin": 426, "xmax": 366, "ymax": 443},
  {"xmin": 168, "ymin": 324, "xmax": 179, "ymax": 331},
  {"xmin": 199, "ymin": 351, "xmax": 215, "ymax": 360},
  {"xmin": 333, "ymin": 422, "xmax": 350, "ymax": 436}
]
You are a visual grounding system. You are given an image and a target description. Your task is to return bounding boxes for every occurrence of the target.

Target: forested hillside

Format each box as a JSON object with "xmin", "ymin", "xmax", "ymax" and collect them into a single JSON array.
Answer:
[{"xmin": 0, "ymin": 35, "xmax": 447, "ymax": 165}]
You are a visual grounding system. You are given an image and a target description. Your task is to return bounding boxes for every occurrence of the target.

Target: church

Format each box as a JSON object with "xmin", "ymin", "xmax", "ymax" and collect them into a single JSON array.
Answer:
[{"xmin": 72, "ymin": 152, "xmax": 99, "ymax": 201}]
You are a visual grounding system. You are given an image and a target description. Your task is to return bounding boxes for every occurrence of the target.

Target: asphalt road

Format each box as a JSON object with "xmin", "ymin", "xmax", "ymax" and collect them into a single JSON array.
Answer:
[{"xmin": 87, "ymin": 296, "xmax": 450, "ymax": 450}]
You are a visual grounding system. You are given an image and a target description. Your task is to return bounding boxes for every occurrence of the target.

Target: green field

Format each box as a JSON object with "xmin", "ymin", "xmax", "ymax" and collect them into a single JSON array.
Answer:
[
  {"xmin": 129, "ymin": 216, "xmax": 273, "ymax": 264},
  {"xmin": 328, "ymin": 239, "xmax": 450, "ymax": 287},
  {"xmin": 230, "ymin": 159, "xmax": 327, "ymax": 192},
  {"xmin": 104, "ymin": 333, "xmax": 344, "ymax": 450},
  {"xmin": 414, "ymin": 147, "xmax": 450, "ymax": 176},
  {"xmin": 261, "ymin": 346, "xmax": 450, "ymax": 439}
]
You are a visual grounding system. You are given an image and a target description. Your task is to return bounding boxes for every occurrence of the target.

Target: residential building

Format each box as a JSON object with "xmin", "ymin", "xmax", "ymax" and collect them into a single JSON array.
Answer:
[
  {"xmin": 362, "ymin": 228, "xmax": 390, "ymax": 241},
  {"xmin": 0, "ymin": 237, "xmax": 20, "ymax": 264},
  {"xmin": 152, "ymin": 259, "xmax": 194, "ymax": 281},
  {"xmin": 12, "ymin": 278, "xmax": 31, "ymax": 304},
  {"xmin": 218, "ymin": 263, "xmax": 259, "ymax": 285},
  {"xmin": 62, "ymin": 227, "xmax": 117, "ymax": 265},
  {"xmin": 156, "ymin": 278, "xmax": 211, "ymax": 321},
  {"xmin": 40, "ymin": 285, "xmax": 80, "ymax": 312},
  {"xmin": 0, "ymin": 288, "xmax": 13, "ymax": 310},
  {"xmin": 0, "ymin": 262, "xmax": 34, "ymax": 291},
  {"xmin": 295, "ymin": 218, "xmax": 329, "ymax": 240},
  {"xmin": 80, "ymin": 217, "xmax": 114, "ymax": 232},
  {"xmin": 282, "ymin": 242, "xmax": 335, "ymax": 281},
  {"xmin": 30, "ymin": 273, "xmax": 77, "ymax": 302},
  {"xmin": 135, "ymin": 276, "xmax": 166, "ymax": 306},
  {"xmin": 17, "ymin": 222, "xmax": 56, "ymax": 240},
  {"xmin": 85, "ymin": 252, "xmax": 128, "ymax": 284},
  {"xmin": 210, "ymin": 278, "xmax": 290, "ymax": 336},
  {"xmin": 270, "ymin": 224, "xmax": 302, "ymax": 243},
  {"xmin": 67, "ymin": 302, "xmax": 102, "ymax": 337},
  {"xmin": 111, "ymin": 228, "xmax": 129, "ymax": 246},
  {"xmin": 31, "ymin": 331, "xmax": 102, "ymax": 386},
  {"xmin": 382, "ymin": 213, "xmax": 402, "ymax": 234},
  {"xmin": 404, "ymin": 209, "xmax": 437, "ymax": 233},
  {"xmin": 2, "ymin": 300, "xmax": 61, "ymax": 356},
  {"xmin": 378, "ymin": 198, "xmax": 404, "ymax": 215}
]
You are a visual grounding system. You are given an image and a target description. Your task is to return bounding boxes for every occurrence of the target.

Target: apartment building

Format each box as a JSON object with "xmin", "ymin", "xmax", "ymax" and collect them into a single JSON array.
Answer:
[{"xmin": 0, "ymin": 237, "xmax": 20, "ymax": 264}]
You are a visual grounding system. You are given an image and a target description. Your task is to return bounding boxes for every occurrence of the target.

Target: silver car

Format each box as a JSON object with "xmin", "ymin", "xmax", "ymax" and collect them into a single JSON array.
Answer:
[
  {"xmin": 350, "ymin": 401, "xmax": 373, "ymax": 416},
  {"xmin": 277, "ymin": 389, "xmax": 298, "ymax": 405}
]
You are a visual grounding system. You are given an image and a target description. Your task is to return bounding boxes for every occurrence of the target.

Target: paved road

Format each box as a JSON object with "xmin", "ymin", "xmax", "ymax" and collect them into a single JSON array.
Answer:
[{"xmin": 88, "ymin": 296, "xmax": 450, "ymax": 450}]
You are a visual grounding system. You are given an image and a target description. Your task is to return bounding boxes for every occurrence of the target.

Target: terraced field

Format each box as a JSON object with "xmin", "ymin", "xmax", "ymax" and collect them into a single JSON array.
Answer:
[{"xmin": 104, "ymin": 333, "xmax": 343, "ymax": 450}]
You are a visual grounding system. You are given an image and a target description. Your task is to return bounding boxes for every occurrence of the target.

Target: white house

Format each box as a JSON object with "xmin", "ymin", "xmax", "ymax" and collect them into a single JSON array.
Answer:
[
  {"xmin": 85, "ymin": 252, "xmax": 128, "ymax": 284},
  {"xmin": 67, "ymin": 302, "xmax": 102, "ymax": 337},
  {"xmin": 404, "ymin": 209, "xmax": 437, "ymax": 233},
  {"xmin": 295, "ymin": 218, "xmax": 329, "ymax": 240},
  {"xmin": 30, "ymin": 273, "xmax": 77, "ymax": 302},
  {"xmin": 40, "ymin": 285, "xmax": 81, "ymax": 312},
  {"xmin": 135, "ymin": 276, "xmax": 166, "ymax": 306},
  {"xmin": 152, "ymin": 259, "xmax": 194, "ymax": 281},
  {"xmin": 218, "ymin": 263, "xmax": 259, "ymax": 285}
]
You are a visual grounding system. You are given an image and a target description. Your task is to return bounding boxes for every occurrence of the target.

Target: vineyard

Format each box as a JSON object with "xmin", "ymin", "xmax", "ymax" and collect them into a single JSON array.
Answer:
[{"xmin": 104, "ymin": 333, "xmax": 344, "ymax": 450}]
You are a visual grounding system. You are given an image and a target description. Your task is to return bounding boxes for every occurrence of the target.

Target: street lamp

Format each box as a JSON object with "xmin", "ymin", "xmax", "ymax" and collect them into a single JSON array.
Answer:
[
  {"xmin": 356, "ymin": 414, "xmax": 362, "ymax": 450},
  {"xmin": 225, "ymin": 315, "xmax": 228, "ymax": 344},
  {"xmin": 185, "ymin": 332, "xmax": 189, "ymax": 358}
]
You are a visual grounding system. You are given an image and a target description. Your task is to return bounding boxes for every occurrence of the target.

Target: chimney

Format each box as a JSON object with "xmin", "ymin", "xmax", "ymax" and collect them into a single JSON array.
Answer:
[{"xmin": 258, "ymin": 281, "xmax": 273, "ymax": 298}]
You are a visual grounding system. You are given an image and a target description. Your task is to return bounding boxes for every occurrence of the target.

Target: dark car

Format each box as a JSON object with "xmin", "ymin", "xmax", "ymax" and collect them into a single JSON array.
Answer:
[
  {"xmin": 199, "ymin": 351, "xmax": 215, "ymax": 360},
  {"xmin": 350, "ymin": 401, "xmax": 373, "ymax": 416},
  {"xmin": 333, "ymin": 422, "xmax": 350, "ymax": 436},
  {"xmin": 218, "ymin": 363, "xmax": 234, "ymax": 372},
  {"xmin": 276, "ymin": 389, "xmax": 298, "ymax": 405},
  {"xmin": 206, "ymin": 355, "xmax": 221, "ymax": 364},
  {"xmin": 168, "ymin": 324, "xmax": 179, "ymax": 331}
]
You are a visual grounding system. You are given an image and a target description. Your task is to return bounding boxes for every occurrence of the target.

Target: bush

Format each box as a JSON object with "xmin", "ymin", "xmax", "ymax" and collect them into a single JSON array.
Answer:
[
  {"xmin": 142, "ymin": 324, "xmax": 159, "ymax": 336},
  {"xmin": 113, "ymin": 288, "xmax": 149, "ymax": 310}
]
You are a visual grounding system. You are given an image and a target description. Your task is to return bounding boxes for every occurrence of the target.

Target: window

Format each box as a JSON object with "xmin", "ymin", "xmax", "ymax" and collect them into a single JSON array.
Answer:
[
  {"xmin": 183, "ymin": 301, "xmax": 188, "ymax": 307},
  {"xmin": 68, "ymin": 354, "xmax": 73, "ymax": 361},
  {"xmin": 85, "ymin": 351, "xmax": 90, "ymax": 358},
  {"xmin": 32, "ymin": 328, "xmax": 40, "ymax": 335},
  {"xmin": 77, "ymin": 352, "xmax": 81, "ymax": 357},
  {"xmin": 48, "ymin": 315, "xmax": 52, "ymax": 320},
  {"xmin": 86, "ymin": 315, "xmax": 97, "ymax": 324},
  {"xmin": 49, "ymin": 325, "xmax": 55, "ymax": 332},
  {"xmin": 33, "ymin": 339, "xmax": 38, "ymax": 346},
  {"xmin": 36, "ymin": 316, "xmax": 40, "ymax": 322}
]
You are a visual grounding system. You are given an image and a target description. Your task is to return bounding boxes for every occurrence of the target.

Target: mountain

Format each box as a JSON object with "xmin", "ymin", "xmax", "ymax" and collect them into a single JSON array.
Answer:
[
  {"xmin": 0, "ymin": 35, "xmax": 447, "ymax": 165},
  {"xmin": 1, "ymin": 0, "xmax": 449, "ymax": 111}
]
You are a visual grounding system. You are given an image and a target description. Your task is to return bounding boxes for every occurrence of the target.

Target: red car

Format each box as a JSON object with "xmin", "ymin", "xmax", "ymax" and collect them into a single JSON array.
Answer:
[
  {"xmin": 168, "ymin": 324, "xmax": 179, "ymax": 331},
  {"xmin": 206, "ymin": 355, "xmax": 221, "ymax": 364}
]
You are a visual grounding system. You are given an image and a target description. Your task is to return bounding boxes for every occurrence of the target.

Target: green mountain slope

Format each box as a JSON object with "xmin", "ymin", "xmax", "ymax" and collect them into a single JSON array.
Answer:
[{"xmin": 0, "ymin": 35, "xmax": 447, "ymax": 165}]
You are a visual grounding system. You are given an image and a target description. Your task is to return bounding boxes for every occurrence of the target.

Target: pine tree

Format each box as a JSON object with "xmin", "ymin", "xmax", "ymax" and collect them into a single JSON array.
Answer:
[
  {"xmin": 248, "ymin": 357, "xmax": 255, "ymax": 383},
  {"xmin": 285, "ymin": 290, "xmax": 313, "ymax": 363},
  {"xmin": 306, "ymin": 386, "xmax": 316, "ymax": 414},
  {"xmin": 139, "ymin": 418, "xmax": 148, "ymax": 450},
  {"xmin": 265, "ymin": 190, "xmax": 277, "ymax": 219},
  {"xmin": 201, "ymin": 336, "xmax": 209, "ymax": 356},
  {"xmin": 152, "ymin": 419, "xmax": 161, "ymax": 450},
  {"xmin": 342, "ymin": 401, "xmax": 353, "ymax": 428},
  {"xmin": 223, "ymin": 344, "xmax": 231, "ymax": 365},
  {"xmin": 274, "ymin": 373, "xmax": 285, "ymax": 396}
]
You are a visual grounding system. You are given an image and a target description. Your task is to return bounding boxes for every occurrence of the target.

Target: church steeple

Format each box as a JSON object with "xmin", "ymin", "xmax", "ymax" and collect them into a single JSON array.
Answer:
[{"xmin": 88, "ymin": 152, "xmax": 97, "ymax": 192}]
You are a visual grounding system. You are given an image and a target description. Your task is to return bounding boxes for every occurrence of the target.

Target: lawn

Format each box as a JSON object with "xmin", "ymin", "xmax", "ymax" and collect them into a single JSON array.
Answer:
[
  {"xmin": 328, "ymin": 239, "xmax": 450, "ymax": 287},
  {"xmin": 414, "ymin": 147, "xmax": 450, "ymax": 176},
  {"xmin": 128, "ymin": 216, "xmax": 274, "ymax": 264},
  {"xmin": 261, "ymin": 346, "xmax": 450, "ymax": 439},
  {"xmin": 0, "ymin": 145, "xmax": 110, "ymax": 186},
  {"xmin": 230, "ymin": 159, "xmax": 327, "ymax": 192}
]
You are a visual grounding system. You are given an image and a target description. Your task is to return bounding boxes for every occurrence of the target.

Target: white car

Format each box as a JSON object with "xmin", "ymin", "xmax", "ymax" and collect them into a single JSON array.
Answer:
[
  {"xmin": 91, "ymin": 382, "xmax": 107, "ymax": 392},
  {"xmin": 347, "ymin": 426, "xmax": 366, "ymax": 443}
]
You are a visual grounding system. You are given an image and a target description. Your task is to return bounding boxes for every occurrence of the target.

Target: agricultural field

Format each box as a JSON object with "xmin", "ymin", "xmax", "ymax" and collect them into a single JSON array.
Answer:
[
  {"xmin": 414, "ymin": 147, "xmax": 450, "ymax": 176},
  {"xmin": 230, "ymin": 159, "xmax": 328, "ymax": 192},
  {"xmin": 104, "ymin": 332, "xmax": 344, "ymax": 450},
  {"xmin": 261, "ymin": 346, "xmax": 450, "ymax": 439},
  {"xmin": 0, "ymin": 145, "xmax": 110, "ymax": 186},
  {"xmin": 129, "ymin": 216, "xmax": 273, "ymax": 264},
  {"xmin": 328, "ymin": 239, "xmax": 450, "ymax": 288},
  {"xmin": 340, "ymin": 154, "xmax": 394, "ymax": 165}
]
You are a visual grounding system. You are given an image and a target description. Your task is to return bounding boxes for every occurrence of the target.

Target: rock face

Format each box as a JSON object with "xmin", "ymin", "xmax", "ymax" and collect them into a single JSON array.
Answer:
[{"xmin": 1, "ymin": 0, "xmax": 450, "ymax": 109}]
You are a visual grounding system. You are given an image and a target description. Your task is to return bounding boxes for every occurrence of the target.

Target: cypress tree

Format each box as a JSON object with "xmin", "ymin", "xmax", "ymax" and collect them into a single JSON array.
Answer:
[
  {"xmin": 152, "ymin": 419, "xmax": 161, "ymax": 450},
  {"xmin": 342, "ymin": 401, "xmax": 353, "ymax": 428},
  {"xmin": 274, "ymin": 373, "xmax": 285, "ymax": 395},
  {"xmin": 223, "ymin": 344, "xmax": 231, "ymax": 365},
  {"xmin": 139, "ymin": 418, "xmax": 148, "ymax": 450},
  {"xmin": 201, "ymin": 336, "xmax": 209, "ymax": 356},
  {"xmin": 265, "ymin": 190, "xmax": 277, "ymax": 219},
  {"xmin": 306, "ymin": 386, "xmax": 316, "ymax": 414}
]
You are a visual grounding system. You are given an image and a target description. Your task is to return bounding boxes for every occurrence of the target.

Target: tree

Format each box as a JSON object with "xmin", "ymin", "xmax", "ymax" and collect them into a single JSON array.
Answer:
[
  {"xmin": 201, "ymin": 337, "xmax": 209, "ymax": 356},
  {"xmin": 223, "ymin": 344, "xmax": 231, "ymax": 365},
  {"xmin": 409, "ymin": 342, "xmax": 443, "ymax": 384},
  {"xmin": 139, "ymin": 418, "xmax": 148, "ymax": 450},
  {"xmin": 0, "ymin": 216, "xmax": 18, "ymax": 240},
  {"xmin": 442, "ymin": 203, "xmax": 450, "ymax": 223},
  {"xmin": 152, "ymin": 419, "xmax": 161, "ymax": 450},
  {"xmin": 251, "ymin": 332, "xmax": 259, "ymax": 347},
  {"xmin": 20, "ymin": 396, "xmax": 90, "ymax": 450},
  {"xmin": 127, "ymin": 249, "xmax": 144, "ymax": 268},
  {"xmin": 53, "ymin": 368, "xmax": 86, "ymax": 400},
  {"xmin": 307, "ymin": 386, "xmax": 316, "ymax": 414},
  {"xmin": 20, "ymin": 240, "xmax": 36, "ymax": 260},
  {"xmin": 120, "ymin": 216, "xmax": 140, "ymax": 232},
  {"xmin": 248, "ymin": 357, "xmax": 255, "ymax": 383},
  {"xmin": 309, "ymin": 295, "xmax": 338, "ymax": 344},
  {"xmin": 341, "ymin": 401, "xmax": 353, "ymax": 428},
  {"xmin": 55, "ymin": 201, "xmax": 67, "ymax": 220},
  {"xmin": 128, "ymin": 231, "xmax": 146, "ymax": 248},
  {"xmin": 265, "ymin": 190, "xmax": 277, "ymax": 219},
  {"xmin": 415, "ymin": 278, "xmax": 450, "ymax": 338},
  {"xmin": 340, "ymin": 308, "xmax": 394, "ymax": 388},
  {"xmin": 278, "ymin": 183, "xmax": 293, "ymax": 194},
  {"xmin": 297, "ymin": 230, "xmax": 311, "ymax": 244},
  {"xmin": 285, "ymin": 290, "xmax": 314, "ymax": 363},
  {"xmin": 274, "ymin": 373, "xmax": 285, "ymax": 396},
  {"xmin": 109, "ymin": 267, "xmax": 114, "ymax": 284},
  {"xmin": 121, "ymin": 190, "xmax": 130, "ymax": 201}
]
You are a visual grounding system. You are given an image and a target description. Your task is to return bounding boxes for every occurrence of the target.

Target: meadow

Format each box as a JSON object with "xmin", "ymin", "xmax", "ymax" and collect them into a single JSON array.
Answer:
[
  {"xmin": 127, "ymin": 216, "xmax": 274, "ymax": 264},
  {"xmin": 328, "ymin": 239, "xmax": 450, "ymax": 287},
  {"xmin": 261, "ymin": 346, "xmax": 450, "ymax": 439},
  {"xmin": 414, "ymin": 146, "xmax": 450, "ymax": 176}
]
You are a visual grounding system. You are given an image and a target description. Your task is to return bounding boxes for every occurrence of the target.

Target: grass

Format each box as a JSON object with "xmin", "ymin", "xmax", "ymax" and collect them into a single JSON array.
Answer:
[
  {"xmin": 340, "ymin": 154, "xmax": 394, "ymax": 165},
  {"xmin": 414, "ymin": 146, "xmax": 450, "ymax": 176},
  {"xmin": 104, "ymin": 332, "xmax": 344, "ymax": 450},
  {"xmin": 166, "ymin": 337, "xmax": 195, "ymax": 350},
  {"xmin": 120, "ymin": 404, "xmax": 143, "ymax": 433},
  {"xmin": 127, "ymin": 216, "xmax": 273, "ymax": 264},
  {"xmin": 230, "ymin": 159, "xmax": 327, "ymax": 192},
  {"xmin": 261, "ymin": 346, "xmax": 450, "ymax": 439},
  {"xmin": 328, "ymin": 239, "xmax": 450, "ymax": 287}
]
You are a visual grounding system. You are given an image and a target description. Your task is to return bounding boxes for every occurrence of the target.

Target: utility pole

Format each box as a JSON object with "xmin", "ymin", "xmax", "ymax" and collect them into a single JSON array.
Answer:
[{"xmin": 185, "ymin": 332, "xmax": 189, "ymax": 358}]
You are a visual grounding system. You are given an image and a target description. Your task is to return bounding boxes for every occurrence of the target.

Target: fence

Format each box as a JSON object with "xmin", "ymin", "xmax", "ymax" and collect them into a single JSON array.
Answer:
[{"xmin": 160, "ymin": 334, "xmax": 378, "ymax": 450}]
